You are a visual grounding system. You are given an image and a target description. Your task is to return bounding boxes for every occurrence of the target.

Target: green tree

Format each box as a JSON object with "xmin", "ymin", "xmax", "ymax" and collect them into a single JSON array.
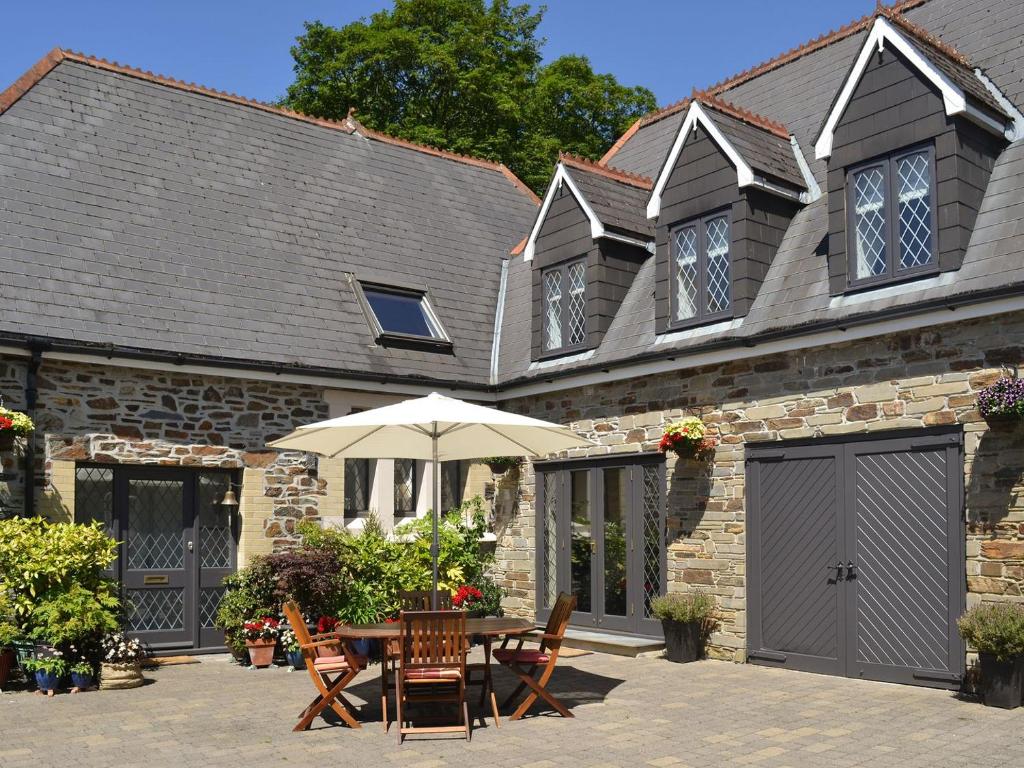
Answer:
[{"xmin": 283, "ymin": 0, "xmax": 656, "ymax": 192}]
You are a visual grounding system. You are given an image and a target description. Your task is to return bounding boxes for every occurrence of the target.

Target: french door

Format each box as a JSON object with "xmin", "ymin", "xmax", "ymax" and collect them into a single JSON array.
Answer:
[
  {"xmin": 75, "ymin": 466, "xmax": 237, "ymax": 651},
  {"xmin": 536, "ymin": 455, "xmax": 665, "ymax": 637}
]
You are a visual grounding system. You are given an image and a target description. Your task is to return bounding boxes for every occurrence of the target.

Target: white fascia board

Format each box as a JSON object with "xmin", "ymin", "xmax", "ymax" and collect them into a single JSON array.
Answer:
[
  {"xmin": 523, "ymin": 164, "xmax": 602, "ymax": 261},
  {"xmin": 647, "ymin": 101, "xmax": 755, "ymax": 220},
  {"xmin": 815, "ymin": 17, "xmax": 981, "ymax": 160}
]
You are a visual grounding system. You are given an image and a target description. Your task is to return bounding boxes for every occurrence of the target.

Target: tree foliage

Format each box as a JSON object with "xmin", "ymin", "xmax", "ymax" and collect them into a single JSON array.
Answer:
[{"xmin": 283, "ymin": 0, "xmax": 656, "ymax": 192}]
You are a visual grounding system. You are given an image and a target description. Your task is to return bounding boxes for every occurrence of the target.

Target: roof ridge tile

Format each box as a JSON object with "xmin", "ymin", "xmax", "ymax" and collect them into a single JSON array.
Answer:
[
  {"xmin": 692, "ymin": 89, "xmax": 790, "ymax": 139},
  {"xmin": 877, "ymin": 6, "xmax": 971, "ymax": 67},
  {"xmin": 559, "ymin": 152, "xmax": 653, "ymax": 189}
]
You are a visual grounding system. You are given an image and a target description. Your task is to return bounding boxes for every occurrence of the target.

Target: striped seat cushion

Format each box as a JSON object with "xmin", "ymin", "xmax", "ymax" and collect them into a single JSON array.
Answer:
[
  {"xmin": 313, "ymin": 654, "xmax": 368, "ymax": 672},
  {"xmin": 493, "ymin": 648, "xmax": 550, "ymax": 665},
  {"xmin": 403, "ymin": 666, "xmax": 462, "ymax": 680}
]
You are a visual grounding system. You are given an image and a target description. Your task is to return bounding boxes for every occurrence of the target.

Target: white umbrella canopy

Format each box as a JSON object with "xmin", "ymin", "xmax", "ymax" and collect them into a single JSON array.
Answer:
[{"xmin": 267, "ymin": 392, "xmax": 593, "ymax": 606}]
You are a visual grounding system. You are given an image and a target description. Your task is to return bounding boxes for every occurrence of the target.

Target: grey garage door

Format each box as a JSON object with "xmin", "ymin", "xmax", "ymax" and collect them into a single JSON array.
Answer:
[{"xmin": 746, "ymin": 430, "xmax": 965, "ymax": 689}]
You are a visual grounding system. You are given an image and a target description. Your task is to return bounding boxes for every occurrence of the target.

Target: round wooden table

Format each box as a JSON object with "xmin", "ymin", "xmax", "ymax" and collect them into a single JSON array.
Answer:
[{"xmin": 335, "ymin": 617, "xmax": 535, "ymax": 728}]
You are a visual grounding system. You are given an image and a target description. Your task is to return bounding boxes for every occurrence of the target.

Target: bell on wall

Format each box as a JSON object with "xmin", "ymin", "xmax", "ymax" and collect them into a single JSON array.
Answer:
[{"xmin": 219, "ymin": 488, "xmax": 239, "ymax": 507}]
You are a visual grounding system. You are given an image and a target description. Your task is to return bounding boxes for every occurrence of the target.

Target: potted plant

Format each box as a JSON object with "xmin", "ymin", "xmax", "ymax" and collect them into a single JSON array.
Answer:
[
  {"xmin": 280, "ymin": 624, "xmax": 303, "ymax": 670},
  {"xmin": 452, "ymin": 585, "xmax": 485, "ymax": 616},
  {"xmin": 482, "ymin": 456, "xmax": 521, "ymax": 474},
  {"xmin": 243, "ymin": 616, "xmax": 280, "ymax": 668},
  {"xmin": 22, "ymin": 654, "xmax": 67, "ymax": 696},
  {"xmin": 335, "ymin": 582, "xmax": 383, "ymax": 656},
  {"xmin": 69, "ymin": 658, "xmax": 95, "ymax": 692},
  {"xmin": 650, "ymin": 591, "xmax": 718, "ymax": 663},
  {"xmin": 99, "ymin": 631, "xmax": 146, "ymax": 690},
  {"xmin": 658, "ymin": 417, "xmax": 716, "ymax": 459},
  {"xmin": 958, "ymin": 603, "xmax": 1024, "ymax": 708},
  {"xmin": 977, "ymin": 377, "xmax": 1024, "ymax": 425},
  {"xmin": 0, "ymin": 403, "xmax": 34, "ymax": 451}
]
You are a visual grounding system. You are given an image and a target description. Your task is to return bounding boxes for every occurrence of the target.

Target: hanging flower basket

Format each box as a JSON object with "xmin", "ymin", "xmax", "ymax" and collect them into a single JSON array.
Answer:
[
  {"xmin": 659, "ymin": 417, "xmax": 716, "ymax": 460},
  {"xmin": 977, "ymin": 377, "xmax": 1024, "ymax": 426},
  {"xmin": 0, "ymin": 406, "xmax": 32, "ymax": 451},
  {"xmin": 482, "ymin": 456, "xmax": 521, "ymax": 474}
]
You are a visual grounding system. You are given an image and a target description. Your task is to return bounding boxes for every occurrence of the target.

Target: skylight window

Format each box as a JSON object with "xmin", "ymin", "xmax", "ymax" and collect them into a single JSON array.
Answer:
[{"xmin": 357, "ymin": 282, "xmax": 450, "ymax": 347}]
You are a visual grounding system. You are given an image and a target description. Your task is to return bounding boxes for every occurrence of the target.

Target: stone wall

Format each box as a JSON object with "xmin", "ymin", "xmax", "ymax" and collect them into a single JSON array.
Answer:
[{"xmin": 494, "ymin": 311, "xmax": 1024, "ymax": 659}]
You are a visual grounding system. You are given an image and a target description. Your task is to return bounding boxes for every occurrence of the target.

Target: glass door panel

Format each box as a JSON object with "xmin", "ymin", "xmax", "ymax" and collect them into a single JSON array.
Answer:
[
  {"xmin": 569, "ymin": 469, "xmax": 595, "ymax": 621},
  {"xmin": 197, "ymin": 473, "xmax": 233, "ymax": 648},
  {"xmin": 600, "ymin": 467, "xmax": 631, "ymax": 630}
]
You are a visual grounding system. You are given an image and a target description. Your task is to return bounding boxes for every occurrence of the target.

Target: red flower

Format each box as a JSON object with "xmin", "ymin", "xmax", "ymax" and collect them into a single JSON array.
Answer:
[
  {"xmin": 452, "ymin": 585, "xmax": 483, "ymax": 607},
  {"xmin": 317, "ymin": 615, "xmax": 338, "ymax": 634},
  {"xmin": 0, "ymin": 416, "xmax": 12, "ymax": 431}
]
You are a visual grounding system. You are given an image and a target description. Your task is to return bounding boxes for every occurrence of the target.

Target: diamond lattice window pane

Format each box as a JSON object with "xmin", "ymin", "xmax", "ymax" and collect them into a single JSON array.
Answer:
[
  {"xmin": 345, "ymin": 458, "xmax": 369, "ymax": 515},
  {"xmin": 705, "ymin": 216, "xmax": 731, "ymax": 314},
  {"xmin": 128, "ymin": 479, "xmax": 183, "ymax": 570},
  {"xmin": 394, "ymin": 459, "xmax": 416, "ymax": 515},
  {"xmin": 641, "ymin": 466, "xmax": 663, "ymax": 618},
  {"xmin": 75, "ymin": 466, "xmax": 113, "ymax": 533},
  {"xmin": 897, "ymin": 151, "xmax": 934, "ymax": 270},
  {"xmin": 440, "ymin": 461, "xmax": 461, "ymax": 512},
  {"xmin": 673, "ymin": 226, "xmax": 698, "ymax": 321},
  {"xmin": 200, "ymin": 587, "xmax": 225, "ymax": 629},
  {"xmin": 853, "ymin": 166, "xmax": 887, "ymax": 279},
  {"xmin": 567, "ymin": 261, "xmax": 586, "ymax": 346},
  {"xmin": 543, "ymin": 270, "xmax": 563, "ymax": 350},
  {"xmin": 198, "ymin": 474, "xmax": 232, "ymax": 569},
  {"xmin": 126, "ymin": 588, "xmax": 184, "ymax": 632},
  {"xmin": 543, "ymin": 473, "xmax": 559, "ymax": 609}
]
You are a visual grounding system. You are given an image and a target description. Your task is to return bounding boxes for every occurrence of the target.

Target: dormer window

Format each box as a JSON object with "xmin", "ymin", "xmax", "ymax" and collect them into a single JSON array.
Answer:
[
  {"xmin": 671, "ymin": 212, "xmax": 731, "ymax": 325},
  {"xmin": 848, "ymin": 146, "xmax": 936, "ymax": 287},
  {"xmin": 542, "ymin": 259, "xmax": 586, "ymax": 354},
  {"xmin": 355, "ymin": 281, "xmax": 452, "ymax": 350}
]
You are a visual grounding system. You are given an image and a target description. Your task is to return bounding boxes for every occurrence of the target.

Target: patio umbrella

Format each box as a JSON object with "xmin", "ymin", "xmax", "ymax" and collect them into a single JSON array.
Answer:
[{"xmin": 267, "ymin": 392, "xmax": 592, "ymax": 607}]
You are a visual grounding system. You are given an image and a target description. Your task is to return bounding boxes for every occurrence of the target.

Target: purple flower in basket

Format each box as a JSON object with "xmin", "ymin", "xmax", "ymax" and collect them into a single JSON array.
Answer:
[{"xmin": 977, "ymin": 377, "xmax": 1024, "ymax": 419}]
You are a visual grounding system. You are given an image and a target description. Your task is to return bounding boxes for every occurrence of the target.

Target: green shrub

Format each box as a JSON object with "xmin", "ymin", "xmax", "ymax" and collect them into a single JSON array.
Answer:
[
  {"xmin": 650, "ymin": 591, "xmax": 717, "ymax": 625},
  {"xmin": 30, "ymin": 582, "xmax": 119, "ymax": 647},
  {"xmin": 958, "ymin": 603, "xmax": 1024, "ymax": 661},
  {"xmin": 395, "ymin": 496, "xmax": 494, "ymax": 593},
  {"xmin": 0, "ymin": 586, "xmax": 20, "ymax": 648},
  {"xmin": 215, "ymin": 556, "xmax": 278, "ymax": 656}
]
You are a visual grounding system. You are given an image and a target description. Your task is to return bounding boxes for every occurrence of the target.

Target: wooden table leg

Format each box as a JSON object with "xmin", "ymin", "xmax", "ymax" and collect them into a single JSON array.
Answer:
[{"xmin": 483, "ymin": 636, "xmax": 500, "ymax": 727}]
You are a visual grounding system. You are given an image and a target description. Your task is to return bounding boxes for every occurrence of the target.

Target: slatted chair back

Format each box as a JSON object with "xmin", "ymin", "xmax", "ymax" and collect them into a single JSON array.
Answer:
[
  {"xmin": 541, "ymin": 592, "xmax": 577, "ymax": 653},
  {"xmin": 400, "ymin": 610, "xmax": 467, "ymax": 671},
  {"xmin": 398, "ymin": 589, "xmax": 453, "ymax": 611},
  {"xmin": 283, "ymin": 600, "xmax": 359, "ymax": 671}
]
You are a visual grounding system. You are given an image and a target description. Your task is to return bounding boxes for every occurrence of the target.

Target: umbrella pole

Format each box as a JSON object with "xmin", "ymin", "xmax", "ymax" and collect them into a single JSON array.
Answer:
[{"xmin": 431, "ymin": 422, "xmax": 440, "ymax": 610}]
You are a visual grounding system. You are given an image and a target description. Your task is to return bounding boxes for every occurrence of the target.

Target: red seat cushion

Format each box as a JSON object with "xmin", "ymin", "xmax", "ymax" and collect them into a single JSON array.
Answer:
[
  {"xmin": 403, "ymin": 666, "xmax": 462, "ymax": 680},
  {"xmin": 493, "ymin": 648, "xmax": 550, "ymax": 665},
  {"xmin": 313, "ymin": 654, "xmax": 368, "ymax": 672}
]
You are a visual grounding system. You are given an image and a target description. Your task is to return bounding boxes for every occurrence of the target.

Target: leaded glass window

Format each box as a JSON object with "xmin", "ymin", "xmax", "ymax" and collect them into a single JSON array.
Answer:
[
  {"xmin": 541, "ymin": 258, "xmax": 587, "ymax": 355},
  {"xmin": 394, "ymin": 459, "xmax": 416, "ymax": 517},
  {"xmin": 345, "ymin": 458, "xmax": 370, "ymax": 517},
  {"xmin": 440, "ymin": 461, "xmax": 462, "ymax": 513},
  {"xmin": 847, "ymin": 146, "xmax": 936, "ymax": 287},
  {"xmin": 75, "ymin": 466, "xmax": 114, "ymax": 532},
  {"xmin": 670, "ymin": 212, "xmax": 732, "ymax": 326}
]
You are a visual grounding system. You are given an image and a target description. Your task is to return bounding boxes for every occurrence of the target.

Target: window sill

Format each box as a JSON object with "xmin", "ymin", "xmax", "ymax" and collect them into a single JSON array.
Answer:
[
  {"xmin": 845, "ymin": 266, "xmax": 940, "ymax": 295},
  {"xmin": 535, "ymin": 345, "xmax": 592, "ymax": 363}
]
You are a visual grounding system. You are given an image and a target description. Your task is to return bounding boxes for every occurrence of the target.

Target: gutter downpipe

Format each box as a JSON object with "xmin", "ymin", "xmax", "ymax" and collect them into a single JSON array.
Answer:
[{"xmin": 23, "ymin": 344, "xmax": 43, "ymax": 518}]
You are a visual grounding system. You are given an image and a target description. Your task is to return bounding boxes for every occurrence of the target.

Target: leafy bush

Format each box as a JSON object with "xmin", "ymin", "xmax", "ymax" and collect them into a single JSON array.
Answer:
[
  {"xmin": 22, "ymin": 655, "xmax": 68, "ymax": 676},
  {"xmin": 264, "ymin": 547, "xmax": 345, "ymax": 618},
  {"xmin": 650, "ymin": 591, "xmax": 718, "ymax": 625},
  {"xmin": 336, "ymin": 581, "xmax": 385, "ymax": 624},
  {"xmin": 958, "ymin": 603, "xmax": 1024, "ymax": 661},
  {"xmin": 30, "ymin": 582, "xmax": 119, "ymax": 647},
  {"xmin": 396, "ymin": 496, "xmax": 494, "ymax": 593},
  {"xmin": 215, "ymin": 556, "xmax": 278, "ymax": 656},
  {"xmin": 0, "ymin": 587, "xmax": 20, "ymax": 648}
]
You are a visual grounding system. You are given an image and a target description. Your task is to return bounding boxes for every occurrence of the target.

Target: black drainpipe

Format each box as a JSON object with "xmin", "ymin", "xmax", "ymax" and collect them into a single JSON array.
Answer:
[{"xmin": 23, "ymin": 345, "xmax": 43, "ymax": 518}]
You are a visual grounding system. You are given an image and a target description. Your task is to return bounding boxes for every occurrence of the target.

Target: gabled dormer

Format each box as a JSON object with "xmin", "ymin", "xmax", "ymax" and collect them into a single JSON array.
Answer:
[
  {"xmin": 646, "ymin": 93, "xmax": 812, "ymax": 333},
  {"xmin": 524, "ymin": 155, "xmax": 654, "ymax": 360},
  {"xmin": 815, "ymin": 11, "xmax": 1016, "ymax": 295}
]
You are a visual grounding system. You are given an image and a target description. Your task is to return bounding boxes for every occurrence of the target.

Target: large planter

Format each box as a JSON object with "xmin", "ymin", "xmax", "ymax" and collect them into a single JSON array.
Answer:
[
  {"xmin": 34, "ymin": 670, "xmax": 59, "ymax": 695},
  {"xmin": 0, "ymin": 648, "xmax": 15, "ymax": 689},
  {"xmin": 246, "ymin": 638, "xmax": 276, "ymax": 668},
  {"xmin": 70, "ymin": 671, "xmax": 95, "ymax": 692},
  {"xmin": 979, "ymin": 653, "xmax": 1024, "ymax": 709},
  {"xmin": 351, "ymin": 638, "xmax": 371, "ymax": 658},
  {"xmin": 100, "ymin": 660, "xmax": 144, "ymax": 690},
  {"xmin": 662, "ymin": 619, "xmax": 702, "ymax": 663},
  {"xmin": 285, "ymin": 650, "xmax": 304, "ymax": 670}
]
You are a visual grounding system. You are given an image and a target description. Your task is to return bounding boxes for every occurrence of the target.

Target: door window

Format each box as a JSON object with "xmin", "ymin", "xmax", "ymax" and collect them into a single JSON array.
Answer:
[
  {"xmin": 569, "ymin": 470, "xmax": 592, "ymax": 614},
  {"xmin": 602, "ymin": 467, "xmax": 629, "ymax": 618}
]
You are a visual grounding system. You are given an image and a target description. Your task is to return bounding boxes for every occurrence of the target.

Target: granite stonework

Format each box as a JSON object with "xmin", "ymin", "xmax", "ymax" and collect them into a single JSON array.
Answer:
[
  {"xmin": 493, "ymin": 311, "xmax": 1024, "ymax": 660},
  {"xmin": 0, "ymin": 355, "xmax": 329, "ymax": 548}
]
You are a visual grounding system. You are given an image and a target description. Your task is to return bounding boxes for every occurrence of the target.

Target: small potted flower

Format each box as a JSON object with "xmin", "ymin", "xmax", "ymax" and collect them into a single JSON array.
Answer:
[
  {"xmin": 977, "ymin": 376, "xmax": 1024, "ymax": 426},
  {"xmin": 452, "ymin": 585, "xmax": 485, "ymax": 617},
  {"xmin": 482, "ymin": 456, "xmax": 521, "ymax": 474},
  {"xmin": 650, "ymin": 592, "xmax": 718, "ymax": 663},
  {"xmin": 23, "ymin": 654, "xmax": 67, "ymax": 696},
  {"xmin": 280, "ymin": 624, "xmax": 303, "ymax": 670},
  {"xmin": 658, "ymin": 416, "xmax": 716, "ymax": 459},
  {"xmin": 243, "ymin": 616, "xmax": 280, "ymax": 668},
  {"xmin": 69, "ymin": 658, "xmax": 95, "ymax": 692},
  {"xmin": 0, "ymin": 403, "xmax": 33, "ymax": 451},
  {"xmin": 99, "ymin": 631, "xmax": 146, "ymax": 690},
  {"xmin": 958, "ymin": 603, "xmax": 1024, "ymax": 708}
]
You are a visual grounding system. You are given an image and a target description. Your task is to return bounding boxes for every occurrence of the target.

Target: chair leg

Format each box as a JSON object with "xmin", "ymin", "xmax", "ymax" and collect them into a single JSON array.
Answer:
[
  {"xmin": 500, "ymin": 663, "xmax": 537, "ymax": 708},
  {"xmin": 395, "ymin": 674, "xmax": 403, "ymax": 745},
  {"xmin": 489, "ymin": 689, "xmax": 501, "ymax": 727},
  {"xmin": 509, "ymin": 662, "xmax": 572, "ymax": 721},
  {"xmin": 380, "ymin": 660, "xmax": 389, "ymax": 733},
  {"xmin": 294, "ymin": 670, "xmax": 361, "ymax": 732}
]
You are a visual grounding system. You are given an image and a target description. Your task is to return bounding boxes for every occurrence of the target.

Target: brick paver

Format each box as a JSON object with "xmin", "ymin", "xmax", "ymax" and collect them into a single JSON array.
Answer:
[{"xmin": 2, "ymin": 652, "xmax": 1021, "ymax": 767}]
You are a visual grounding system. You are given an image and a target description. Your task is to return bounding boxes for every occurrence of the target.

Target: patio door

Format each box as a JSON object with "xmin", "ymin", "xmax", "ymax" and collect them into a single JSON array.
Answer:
[
  {"xmin": 536, "ymin": 455, "xmax": 665, "ymax": 637},
  {"xmin": 75, "ymin": 466, "xmax": 237, "ymax": 652}
]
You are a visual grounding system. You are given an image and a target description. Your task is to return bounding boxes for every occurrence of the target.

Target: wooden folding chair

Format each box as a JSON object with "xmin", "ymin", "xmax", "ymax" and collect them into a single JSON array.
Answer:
[
  {"xmin": 395, "ymin": 609, "xmax": 470, "ymax": 743},
  {"xmin": 282, "ymin": 600, "xmax": 369, "ymax": 732},
  {"xmin": 494, "ymin": 591, "xmax": 576, "ymax": 720},
  {"xmin": 381, "ymin": 591, "xmax": 454, "ymax": 732}
]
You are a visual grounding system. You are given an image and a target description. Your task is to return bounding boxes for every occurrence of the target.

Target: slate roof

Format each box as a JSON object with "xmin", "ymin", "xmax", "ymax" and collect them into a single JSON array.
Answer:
[
  {"xmin": 0, "ymin": 52, "xmax": 538, "ymax": 387},
  {"xmin": 495, "ymin": 0, "xmax": 1024, "ymax": 385},
  {"xmin": 559, "ymin": 156, "xmax": 653, "ymax": 239}
]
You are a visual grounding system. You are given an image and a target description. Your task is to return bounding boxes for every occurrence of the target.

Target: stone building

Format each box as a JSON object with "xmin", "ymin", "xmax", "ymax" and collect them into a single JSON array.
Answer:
[{"xmin": 2, "ymin": 0, "xmax": 1024, "ymax": 691}]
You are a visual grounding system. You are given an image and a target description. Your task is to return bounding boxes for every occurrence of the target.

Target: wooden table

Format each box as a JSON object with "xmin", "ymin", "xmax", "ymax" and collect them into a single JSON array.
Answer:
[{"xmin": 335, "ymin": 617, "xmax": 534, "ymax": 728}]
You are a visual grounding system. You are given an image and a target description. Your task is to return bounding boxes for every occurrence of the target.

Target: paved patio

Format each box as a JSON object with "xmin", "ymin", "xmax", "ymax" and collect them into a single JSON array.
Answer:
[{"xmin": 1, "ymin": 650, "xmax": 1020, "ymax": 768}]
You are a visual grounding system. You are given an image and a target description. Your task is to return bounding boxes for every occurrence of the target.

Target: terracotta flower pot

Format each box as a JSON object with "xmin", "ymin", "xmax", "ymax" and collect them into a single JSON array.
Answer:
[
  {"xmin": 246, "ymin": 638, "xmax": 276, "ymax": 668},
  {"xmin": 99, "ymin": 660, "xmax": 144, "ymax": 690}
]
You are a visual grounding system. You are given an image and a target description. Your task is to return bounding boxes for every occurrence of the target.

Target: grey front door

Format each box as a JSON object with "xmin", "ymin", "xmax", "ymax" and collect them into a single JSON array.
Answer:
[
  {"xmin": 747, "ymin": 429, "xmax": 965, "ymax": 689},
  {"xmin": 536, "ymin": 456, "xmax": 666, "ymax": 637}
]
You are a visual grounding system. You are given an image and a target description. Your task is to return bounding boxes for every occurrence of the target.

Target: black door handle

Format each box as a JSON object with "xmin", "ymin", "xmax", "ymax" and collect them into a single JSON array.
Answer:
[
  {"xmin": 826, "ymin": 561, "xmax": 843, "ymax": 578},
  {"xmin": 847, "ymin": 561, "xmax": 856, "ymax": 578}
]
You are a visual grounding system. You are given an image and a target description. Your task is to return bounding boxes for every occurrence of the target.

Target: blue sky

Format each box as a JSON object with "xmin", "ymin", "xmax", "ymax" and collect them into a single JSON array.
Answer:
[{"xmin": 2, "ymin": 1, "xmax": 875, "ymax": 108}]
